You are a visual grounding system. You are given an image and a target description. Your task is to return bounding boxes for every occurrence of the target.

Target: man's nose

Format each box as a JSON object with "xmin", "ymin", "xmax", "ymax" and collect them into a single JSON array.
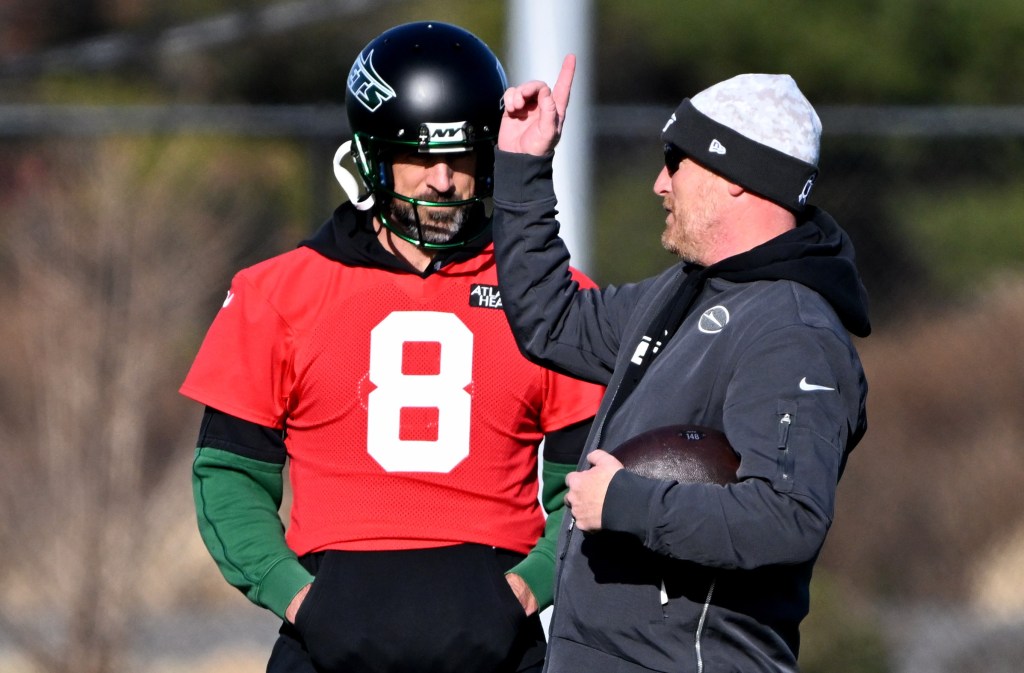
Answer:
[
  {"xmin": 653, "ymin": 167, "xmax": 671, "ymax": 196},
  {"xmin": 425, "ymin": 161, "xmax": 454, "ymax": 193}
]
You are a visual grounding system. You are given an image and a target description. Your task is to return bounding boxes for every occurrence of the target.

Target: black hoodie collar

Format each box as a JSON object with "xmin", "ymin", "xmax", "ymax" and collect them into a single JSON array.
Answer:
[
  {"xmin": 300, "ymin": 203, "xmax": 494, "ymax": 278},
  {"xmin": 708, "ymin": 207, "xmax": 871, "ymax": 337}
]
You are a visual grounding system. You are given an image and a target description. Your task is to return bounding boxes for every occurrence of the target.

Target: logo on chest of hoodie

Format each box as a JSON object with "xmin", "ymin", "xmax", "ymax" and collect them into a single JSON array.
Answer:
[
  {"xmin": 469, "ymin": 284, "xmax": 503, "ymax": 309},
  {"xmin": 698, "ymin": 305, "xmax": 731, "ymax": 334}
]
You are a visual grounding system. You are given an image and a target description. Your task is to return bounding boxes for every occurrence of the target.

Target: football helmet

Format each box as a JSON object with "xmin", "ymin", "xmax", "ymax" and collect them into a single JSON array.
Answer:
[{"xmin": 339, "ymin": 21, "xmax": 508, "ymax": 248}]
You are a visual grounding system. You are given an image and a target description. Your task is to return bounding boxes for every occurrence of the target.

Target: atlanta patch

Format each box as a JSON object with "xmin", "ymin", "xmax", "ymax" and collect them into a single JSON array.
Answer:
[{"xmin": 469, "ymin": 284, "xmax": 502, "ymax": 309}]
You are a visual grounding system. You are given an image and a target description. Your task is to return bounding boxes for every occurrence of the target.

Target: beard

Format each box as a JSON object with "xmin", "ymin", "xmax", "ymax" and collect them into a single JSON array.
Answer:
[
  {"xmin": 382, "ymin": 194, "xmax": 474, "ymax": 245},
  {"xmin": 659, "ymin": 174, "xmax": 723, "ymax": 265},
  {"xmin": 660, "ymin": 207, "xmax": 701, "ymax": 263}
]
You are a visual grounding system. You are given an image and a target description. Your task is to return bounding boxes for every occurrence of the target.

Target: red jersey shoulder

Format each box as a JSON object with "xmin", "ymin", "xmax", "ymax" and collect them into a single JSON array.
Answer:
[
  {"xmin": 227, "ymin": 246, "xmax": 402, "ymax": 335},
  {"xmin": 568, "ymin": 265, "xmax": 598, "ymax": 290},
  {"xmin": 180, "ymin": 247, "xmax": 343, "ymax": 425},
  {"xmin": 232, "ymin": 247, "xmax": 332, "ymax": 314}
]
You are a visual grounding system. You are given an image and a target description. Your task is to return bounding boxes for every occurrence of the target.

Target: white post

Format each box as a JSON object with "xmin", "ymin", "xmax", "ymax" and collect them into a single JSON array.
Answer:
[{"xmin": 506, "ymin": 0, "xmax": 594, "ymax": 274}]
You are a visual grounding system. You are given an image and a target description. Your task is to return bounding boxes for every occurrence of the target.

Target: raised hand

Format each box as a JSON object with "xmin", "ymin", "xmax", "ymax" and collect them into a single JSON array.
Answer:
[{"xmin": 498, "ymin": 54, "xmax": 576, "ymax": 156}]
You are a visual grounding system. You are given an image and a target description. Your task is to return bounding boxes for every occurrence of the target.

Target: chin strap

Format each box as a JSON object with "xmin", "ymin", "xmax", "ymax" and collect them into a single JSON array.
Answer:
[{"xmin": 333, "ymin": 141, "xmax": 374, "ymax": 211}]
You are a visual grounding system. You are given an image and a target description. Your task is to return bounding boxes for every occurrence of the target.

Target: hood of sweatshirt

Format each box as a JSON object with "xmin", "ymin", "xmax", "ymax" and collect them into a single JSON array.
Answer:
[{"xmin": 709, "ymin": 206, "xmax": 871, "ymax": 337}]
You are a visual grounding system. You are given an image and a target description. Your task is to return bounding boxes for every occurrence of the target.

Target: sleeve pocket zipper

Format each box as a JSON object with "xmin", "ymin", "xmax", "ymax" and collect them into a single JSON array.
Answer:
[{"xmin": 777, "ymin": 411, "xmax": 795, "ymax": 489}]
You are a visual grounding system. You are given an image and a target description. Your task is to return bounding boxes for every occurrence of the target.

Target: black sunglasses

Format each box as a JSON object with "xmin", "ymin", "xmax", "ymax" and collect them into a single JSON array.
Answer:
[{"xmin": 663, "ymin": 143, "xmax": 686, "ymax": 173}]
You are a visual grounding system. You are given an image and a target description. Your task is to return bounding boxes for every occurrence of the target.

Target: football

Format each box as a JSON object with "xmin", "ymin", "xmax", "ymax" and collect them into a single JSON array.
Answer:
[{"xmin": 609, "ymin": 425, "xmax": 739, "ymax": 485}]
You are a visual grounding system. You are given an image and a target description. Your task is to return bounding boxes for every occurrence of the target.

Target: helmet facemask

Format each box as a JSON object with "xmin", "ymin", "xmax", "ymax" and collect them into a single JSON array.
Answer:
[{"xmin": 351, "ymin": 129, "xmax": 495, "ymax": 250}]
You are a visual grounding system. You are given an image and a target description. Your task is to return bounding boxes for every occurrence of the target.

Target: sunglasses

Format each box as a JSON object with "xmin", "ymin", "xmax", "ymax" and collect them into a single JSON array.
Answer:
[{"xmin": 663, "ymin": 143, "xmax": 686, "ymax": 173}]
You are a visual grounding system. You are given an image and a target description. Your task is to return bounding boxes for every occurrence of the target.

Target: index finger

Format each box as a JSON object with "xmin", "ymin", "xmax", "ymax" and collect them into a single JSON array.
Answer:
[{"xmin": 552, "ymin": 54, "xmax": 576, "ymax": 118}]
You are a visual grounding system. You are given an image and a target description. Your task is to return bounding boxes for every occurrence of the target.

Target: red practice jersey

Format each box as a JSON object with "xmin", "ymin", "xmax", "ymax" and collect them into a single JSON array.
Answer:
[{"xmin": 181, "ymin": 244, "xmax": 604, "ymax": 556}]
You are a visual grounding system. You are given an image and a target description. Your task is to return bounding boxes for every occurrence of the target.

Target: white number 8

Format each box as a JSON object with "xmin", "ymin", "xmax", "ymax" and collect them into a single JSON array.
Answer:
[{"xmin": 367, "ymin": 311, "xmax": 473, "ymax": 472}]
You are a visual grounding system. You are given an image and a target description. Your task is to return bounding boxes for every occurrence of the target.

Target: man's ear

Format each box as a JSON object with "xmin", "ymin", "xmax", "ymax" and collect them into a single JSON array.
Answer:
[{"xmin": 725, "ymin": 180, "xmax": 746, "ymax": 198}]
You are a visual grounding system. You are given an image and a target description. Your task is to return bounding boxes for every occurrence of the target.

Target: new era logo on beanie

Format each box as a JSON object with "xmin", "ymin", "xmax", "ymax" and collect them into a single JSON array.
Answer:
[{"xmin": 661, "ymin": 73, "xmax": 821, "ymax": 212}]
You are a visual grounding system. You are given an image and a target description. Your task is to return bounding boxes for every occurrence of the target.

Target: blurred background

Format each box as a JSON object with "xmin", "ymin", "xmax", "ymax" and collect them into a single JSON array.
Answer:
[{"xmin": 1, "ymin": 1, "xmax": 1023, "ymax": 672}]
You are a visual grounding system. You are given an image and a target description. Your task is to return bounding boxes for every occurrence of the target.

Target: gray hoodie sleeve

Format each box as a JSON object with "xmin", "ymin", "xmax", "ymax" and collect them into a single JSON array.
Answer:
[{"xmin": 491, "ymin": 150, "xmax": 651, "ymax": 385}]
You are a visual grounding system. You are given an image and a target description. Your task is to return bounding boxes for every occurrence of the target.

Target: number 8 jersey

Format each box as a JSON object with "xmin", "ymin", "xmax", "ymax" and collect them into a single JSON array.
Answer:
[{"xmin": 180, "ymin": 211, "xmax": 605, "ymax": 558}]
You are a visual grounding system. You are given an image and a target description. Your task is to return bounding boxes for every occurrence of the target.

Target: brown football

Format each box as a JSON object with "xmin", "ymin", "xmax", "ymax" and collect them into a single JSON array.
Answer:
[{"xmin": 609, "ymin": 425, "xmax": 739, "ymax": 485}]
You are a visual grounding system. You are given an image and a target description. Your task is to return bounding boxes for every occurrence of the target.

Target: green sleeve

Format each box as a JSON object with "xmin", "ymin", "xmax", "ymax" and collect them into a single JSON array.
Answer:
[
  {"xmin": 507, "ymin": 459, "xmax": 574, "ymax": 611},
  {"xmin": 192, "ymin": 446, "xmax": 314, "ymax": 619}
]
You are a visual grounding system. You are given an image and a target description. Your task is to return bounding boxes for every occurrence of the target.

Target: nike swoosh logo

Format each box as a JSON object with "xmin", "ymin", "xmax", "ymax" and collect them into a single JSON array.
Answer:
[{"xmin": 799, "ymin": 377, "xmax": 835, "ymax": 392}]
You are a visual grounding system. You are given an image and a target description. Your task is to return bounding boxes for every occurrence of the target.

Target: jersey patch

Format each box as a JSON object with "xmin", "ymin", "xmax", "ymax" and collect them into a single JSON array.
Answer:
[{"xmin": 469, "ymin": 284, "xmax": 502, "ymax": 310}]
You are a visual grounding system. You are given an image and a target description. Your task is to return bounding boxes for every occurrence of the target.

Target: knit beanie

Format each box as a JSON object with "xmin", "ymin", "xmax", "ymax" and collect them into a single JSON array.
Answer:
[{"xmin": 661, "ymin": 73, "xmax": 821, "ymax": 211}]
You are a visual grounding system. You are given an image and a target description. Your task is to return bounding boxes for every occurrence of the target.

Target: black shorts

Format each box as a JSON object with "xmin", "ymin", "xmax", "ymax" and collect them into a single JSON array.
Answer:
[{"xmin": 266, "ymin": 544, "xmax": 545, "ymax": 673}]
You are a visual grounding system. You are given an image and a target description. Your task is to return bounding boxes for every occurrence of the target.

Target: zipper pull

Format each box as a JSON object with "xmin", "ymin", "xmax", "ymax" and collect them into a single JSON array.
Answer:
[
  {"xmin": 660, "ymin": 579, "xmax": 669, "ymax": 605},
  {"xmin": 559, "ymin": 517, "xmax": 577, "ymax": 560},
  {"xmin": 777, "ymin": 413, "xmax": 794, "ymax": 483},
  {"xmin": 778, "ymin": 412, "xmax": 792, "ymax": 448}
]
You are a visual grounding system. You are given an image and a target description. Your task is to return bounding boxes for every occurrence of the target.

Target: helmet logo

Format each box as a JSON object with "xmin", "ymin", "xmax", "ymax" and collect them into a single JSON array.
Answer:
[
  {"xmin": 348, "ymin": 49, "xmax": 396, "ymax": 112},
  {"xmin": 418, "ymin": 121, "xmax": 472, "ymax": 150}
]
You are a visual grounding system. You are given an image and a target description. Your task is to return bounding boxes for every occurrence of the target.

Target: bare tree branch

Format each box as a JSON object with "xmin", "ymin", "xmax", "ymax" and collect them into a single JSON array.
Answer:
[{"xmin": 0, "ymin": 137, "xmax": 297, "ymax": 673}]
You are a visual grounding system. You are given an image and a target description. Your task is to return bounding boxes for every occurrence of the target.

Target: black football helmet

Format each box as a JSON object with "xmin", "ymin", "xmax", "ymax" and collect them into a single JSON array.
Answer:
[{"xmin": 343, "ymin": 21, "xmax": 508, "ymax": 248}]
